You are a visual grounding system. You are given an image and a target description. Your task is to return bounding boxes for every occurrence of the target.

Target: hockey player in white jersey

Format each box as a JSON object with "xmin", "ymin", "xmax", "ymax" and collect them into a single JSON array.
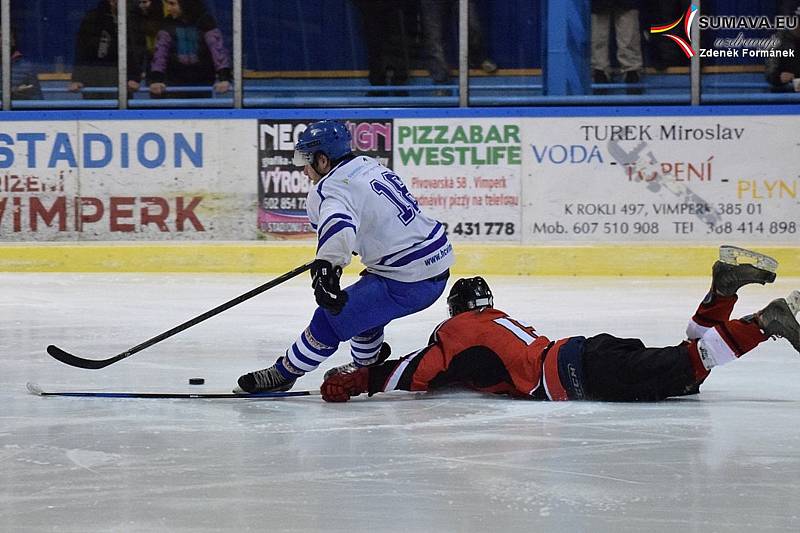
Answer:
[{"xmin": 237, "ymin": 120, "xmax": 454, "ymax": 393}]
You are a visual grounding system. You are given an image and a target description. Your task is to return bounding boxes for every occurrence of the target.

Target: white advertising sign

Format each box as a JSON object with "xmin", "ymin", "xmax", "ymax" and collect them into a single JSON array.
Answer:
[
  {"xmin": 522, "ymin": 115, "xmax": 799, "ymax": 244},
  {"xmin": 2, "ymin": 114, "xmax": 797, "ymax": 247},
  {"xmin": 394, "ymin": 118, "xmax": 523, "ymax": 242},
  {"xmin": 0, "ymin": 119, "xmax": 256, "ymax": 241}
]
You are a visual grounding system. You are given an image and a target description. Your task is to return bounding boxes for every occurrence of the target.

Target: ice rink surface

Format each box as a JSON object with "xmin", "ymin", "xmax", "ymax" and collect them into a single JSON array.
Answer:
[{"xmin": 2, "ymin": 272, "xmax": 799, "ymax": 532}]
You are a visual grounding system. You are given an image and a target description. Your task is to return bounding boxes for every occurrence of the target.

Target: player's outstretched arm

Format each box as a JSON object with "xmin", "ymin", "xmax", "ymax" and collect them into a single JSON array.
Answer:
[{"xmin": 321, "ymin": 359, "xmax": 405, "ymax": 402}]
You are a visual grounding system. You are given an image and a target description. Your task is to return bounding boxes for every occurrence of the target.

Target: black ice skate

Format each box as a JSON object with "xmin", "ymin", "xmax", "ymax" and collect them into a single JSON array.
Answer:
[
  {"xmin": 756, "ymin": 290, "xmax": 800, "ymax": 354},
  {"xmin": 236, "ymin": 358, "xmax": 297, "ymax": 393},
  {"xmin": 324, "ymin": 342, "xmax": 391, "ymax": 381},
  {"xmin": 712, "ymin": 245, "xmax": 778, "ymax": 297}
]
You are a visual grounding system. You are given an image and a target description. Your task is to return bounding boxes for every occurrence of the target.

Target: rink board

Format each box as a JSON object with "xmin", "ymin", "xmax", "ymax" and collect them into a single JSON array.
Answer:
[{"xmin": 0, "ymin": 106, "xmax": 797, "ymax": 275}]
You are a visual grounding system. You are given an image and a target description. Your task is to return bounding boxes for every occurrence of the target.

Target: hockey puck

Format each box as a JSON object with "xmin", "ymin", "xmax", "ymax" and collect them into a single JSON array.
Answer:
[{"xmin": 188, "ymin": 378, "xmax": 205, "ymax": 385}]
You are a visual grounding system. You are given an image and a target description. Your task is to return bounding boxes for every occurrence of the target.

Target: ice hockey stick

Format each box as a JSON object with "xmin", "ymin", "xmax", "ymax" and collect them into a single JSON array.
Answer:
[{"xmin": 46, "ymin": 261, "xmax": 314, "ymax": 370}]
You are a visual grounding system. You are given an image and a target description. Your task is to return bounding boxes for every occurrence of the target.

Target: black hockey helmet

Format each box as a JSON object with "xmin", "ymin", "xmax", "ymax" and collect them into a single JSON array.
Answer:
[{"xmin": 447, "ymin": 277, "xmax": 493, "ymax": 317}]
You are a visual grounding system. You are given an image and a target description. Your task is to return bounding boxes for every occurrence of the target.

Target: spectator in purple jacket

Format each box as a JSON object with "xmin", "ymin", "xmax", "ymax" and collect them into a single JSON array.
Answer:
[{"xmin": 148, "ymin": 0, "xmax": 231, "ymax": 99}]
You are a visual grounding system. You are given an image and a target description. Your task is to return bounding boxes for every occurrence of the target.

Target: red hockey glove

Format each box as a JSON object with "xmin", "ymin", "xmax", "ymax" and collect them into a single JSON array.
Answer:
[
  {"xmin": 321, "ymin": 367, "xmax": 369, "ymax": 402},
  {"xmin": 311, "ymin": 259, "xmax": 348, "ymax": 314}
]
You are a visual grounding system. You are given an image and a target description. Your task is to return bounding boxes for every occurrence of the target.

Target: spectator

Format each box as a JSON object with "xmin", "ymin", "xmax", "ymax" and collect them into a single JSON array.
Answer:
[
  {"xmin": 420, "ymin": 0, "xmax": 497, "ymax": 88},
  {"xmin": 148, "ymin": 0, "xmax": 232, "ymax": 99},
  {"xmin": 353, "ymin": 0, "xmax": 411, "ymax": 96},
  {"xmin": 69, "ymin": 0, "xmax": 142, "ymax": 99},
  {"xmin": 591, "ymin": 0, "xmax": 643, "ymax": 94},
  {"xmin": 766, "ymin": 4, "xmax": 800, "ymax": 91},
  {"xmin": 128, "ymin": 0, "xmax": 164, "ymax": 91},
  {"xmin": 7, "ymin": 29, "xmax": 43, "ymax": 100}
]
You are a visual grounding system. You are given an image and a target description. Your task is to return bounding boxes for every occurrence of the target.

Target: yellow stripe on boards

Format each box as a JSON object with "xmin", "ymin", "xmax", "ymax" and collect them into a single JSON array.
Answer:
[{"xmin": 0, "ymin": 243, "xmax": 798, "ymax": 276}]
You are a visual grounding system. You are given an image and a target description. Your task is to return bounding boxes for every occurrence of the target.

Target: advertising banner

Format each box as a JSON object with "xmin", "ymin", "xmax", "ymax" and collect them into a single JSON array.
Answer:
[
  {"xmin": 257, "ymin": 119, "xmax": 393, "ymax": 240},
  {"xmin": 394, "ymin": 118, "xmax": 523, "ymax": 242},
  {"xmin": 522, "ymin": 115, "xmax": 799, "ymax": 244},
  {"xmin": 2, "ymin": 113, "xmax": 797, "ymax": 247},
  {"xmin": 0, "ymin": 119, "xmax": 255, "ymax": 241}
]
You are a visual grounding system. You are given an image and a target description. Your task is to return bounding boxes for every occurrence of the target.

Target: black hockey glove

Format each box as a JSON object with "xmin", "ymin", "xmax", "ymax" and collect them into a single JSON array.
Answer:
[{"xmin": 311, "ymin": 259, "xmax": 348, "ymax": 315}]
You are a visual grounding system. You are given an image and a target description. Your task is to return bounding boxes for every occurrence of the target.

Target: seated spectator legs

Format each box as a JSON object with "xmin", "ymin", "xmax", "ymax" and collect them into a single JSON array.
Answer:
[
  {"xmin": 420, "ymin": 0, "xmax": 451, "ymax": 85},
  {"xmin": 615, "ymin": 7, "xmax": 643, "ymax": 94},
  {"xmin": 421, "ymin": 0, "xmax": 496, "ymax": 91},
  {"xmin": 354, "ymin": 0, "xmax": 386, "ymax": 89},
  {"xmin": 389, "ymin": 5, "xmax": 411, "ymax": 92},
  {"xmin": 591, "ymin": 3, "xmax": 643, "ymax": 95},
  {"xmin": 354, "ymin": 0, "xmax": 410, "ymax": 96},
  {"xmin": 466, "ymin": 0, "xmax": 496, "ymax": 73},
  {"xmin": 590, "ymin": 8, "xmax": 612, "ymax": 93}
]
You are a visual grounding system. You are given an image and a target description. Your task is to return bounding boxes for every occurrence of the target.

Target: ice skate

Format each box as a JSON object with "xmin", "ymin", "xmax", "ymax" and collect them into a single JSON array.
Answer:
[
  {"xmin": 324, "ymin": 342, "xmax": 391, "ymax": 381},
  {"xmin": 712, "ymin": 245, "xmax": 777, "ymax": 296},
  {"xmin": 786, "ymin": 289, "xmax": 800, "ymax": 315},
  {"xmin": 235, "ymin": 357, "xmax": 298, "ymax": 393},
  {"xmin": 756, "ymin": 291, "xmax": 800, "ymax": 354}
]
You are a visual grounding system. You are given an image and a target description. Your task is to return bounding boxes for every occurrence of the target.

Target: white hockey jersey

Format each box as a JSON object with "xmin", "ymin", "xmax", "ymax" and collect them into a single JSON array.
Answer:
[{"xmin": 306, "ymin": 156, "xmax": 454, "ymax": 282}]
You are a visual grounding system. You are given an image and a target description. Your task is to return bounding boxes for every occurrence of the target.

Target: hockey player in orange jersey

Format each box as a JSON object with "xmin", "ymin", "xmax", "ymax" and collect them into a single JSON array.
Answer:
[{"xmin": 321, "ymin": 246, "xmax": 800, "ymax": 403}]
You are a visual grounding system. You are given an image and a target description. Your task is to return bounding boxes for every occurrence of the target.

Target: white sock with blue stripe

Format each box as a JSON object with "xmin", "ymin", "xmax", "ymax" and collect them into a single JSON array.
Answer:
[
  {"xmin": 285, "ymin": 326, "xmax": 337, "ymax": 374},
  {"xmin": 350, "ymin": 329, "xmax": 385, "ymax": 367}
]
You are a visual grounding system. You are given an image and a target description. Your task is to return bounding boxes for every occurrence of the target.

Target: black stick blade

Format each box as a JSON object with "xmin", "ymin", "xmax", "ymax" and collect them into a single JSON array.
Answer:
[{"xmin": 46, "ymin": 345, "xmax": 127, "ymax": 370}]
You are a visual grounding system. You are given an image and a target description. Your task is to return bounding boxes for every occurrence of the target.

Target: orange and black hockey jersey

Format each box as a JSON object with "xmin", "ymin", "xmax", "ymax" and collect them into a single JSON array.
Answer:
[
  {"xmin": 348, "ymin": 289, "xmax": 773, "ymax": 403},
  {"xmin": 366, "ymin": 308, "xmax": 584, "ymax": 400}
]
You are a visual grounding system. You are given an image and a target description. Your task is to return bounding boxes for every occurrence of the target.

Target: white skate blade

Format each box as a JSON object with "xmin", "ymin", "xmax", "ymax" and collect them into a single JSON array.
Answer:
[
  {"xmin": 786, "ymin": 290, "xmax": 800, "ymax": 316},
  {"xmin": 718, "ymin": 245, "xmax": 778, "ymax": 273}
]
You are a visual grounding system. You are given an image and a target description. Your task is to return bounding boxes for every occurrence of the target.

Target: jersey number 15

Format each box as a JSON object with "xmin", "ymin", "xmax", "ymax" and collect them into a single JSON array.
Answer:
[{"xmin": 370, "ymin": 171, "xmax": 420, "ymax": 226}]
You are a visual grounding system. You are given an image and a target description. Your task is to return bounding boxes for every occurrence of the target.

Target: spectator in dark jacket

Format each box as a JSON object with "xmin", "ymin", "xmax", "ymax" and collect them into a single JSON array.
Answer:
[
  {"xmin": 148, "ymin": 0, "xmax": 231, "ymax": 99},
  {"xmin": 6, "ymin": 29, "xmax": 43, "ymax": 100},
  {"xmin": 128, "ymin": 0, "xmax": 164, "ymax": 91},
  {"xmin": 766, "ymin": 2, "xmax": 800, "ymax": 92},
  {"xmin": 69, "ymin": 0, "xmax": 143, "ymax": 99},
  {"xmin": 765, "ymin": 27, "xmax": 800, "ymax": 91}
]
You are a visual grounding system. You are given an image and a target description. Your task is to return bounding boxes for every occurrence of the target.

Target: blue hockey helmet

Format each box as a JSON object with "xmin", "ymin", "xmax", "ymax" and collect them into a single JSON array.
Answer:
[
  {"xmin": 447, "ymin": 277, "xmax": 494, "ymax": 317},
  {"xmin": 293, "ymin": 120, "xmax": 353, "ymax": 167}
]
